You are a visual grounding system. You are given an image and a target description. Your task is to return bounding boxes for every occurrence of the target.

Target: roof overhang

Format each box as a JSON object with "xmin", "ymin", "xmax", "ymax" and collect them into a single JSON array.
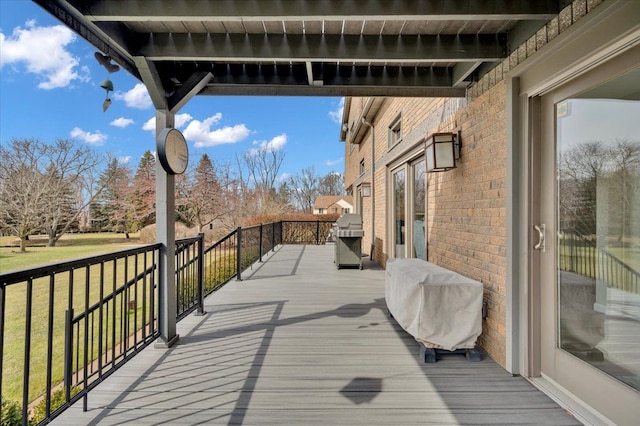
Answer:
[{"xmin": 34, "ymin": 0, "xmax": 567, "ymax": 110}]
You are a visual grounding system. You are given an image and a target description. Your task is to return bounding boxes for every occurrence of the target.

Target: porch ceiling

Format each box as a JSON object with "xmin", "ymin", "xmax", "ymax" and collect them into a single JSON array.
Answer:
[{"xmin": 34, "ymin": 0, "xmax": 567, "ymax": 109}]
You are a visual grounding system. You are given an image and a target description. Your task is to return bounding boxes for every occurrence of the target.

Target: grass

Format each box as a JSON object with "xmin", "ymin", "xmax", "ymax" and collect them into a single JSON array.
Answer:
[
  {"xmin": 0, "ymin": 232, "xmax": 148, "ymax": 408},
  {"xmin": 0, "ymin": 233, "xmax": 141, "ymax": 273},
  {"xmin": 0, "ymin": 231, "xmax": 238, "ymax": 418}
]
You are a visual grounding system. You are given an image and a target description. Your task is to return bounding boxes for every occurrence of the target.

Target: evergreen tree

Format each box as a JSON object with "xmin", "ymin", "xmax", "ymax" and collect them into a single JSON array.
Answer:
[{"xmin": 128, "ymin": 150, "xmax": 156, "ymax": 230}]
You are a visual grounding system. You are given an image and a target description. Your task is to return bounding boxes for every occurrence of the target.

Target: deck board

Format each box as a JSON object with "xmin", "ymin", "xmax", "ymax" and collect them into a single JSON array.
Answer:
[{"xmin": 52, "ymin": 244, "xmax": 580, "ymax": 425}]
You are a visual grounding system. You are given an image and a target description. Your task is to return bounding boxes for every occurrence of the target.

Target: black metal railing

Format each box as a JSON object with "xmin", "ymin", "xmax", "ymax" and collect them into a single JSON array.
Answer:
[
  {"xmin": 282, "ymin": 220, "xmax": 334, "ymax": 245},
  {"xmin": 0, "ymin": 244, "xmax": 161, "ymax": 425},
  {"xmin": 0, "ymin": 219, "xmax": 334, "ymax": 425},
  {"xmin": 558, "ymin": 232, "xmax": 640, "ymax": 294}
]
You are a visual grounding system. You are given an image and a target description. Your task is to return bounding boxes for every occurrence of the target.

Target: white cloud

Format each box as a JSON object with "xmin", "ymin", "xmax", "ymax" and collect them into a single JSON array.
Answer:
[
  {"xmin": 114, "ymin": 83, "xmax": 152, "ymax": 109},
  {"xmin": 249, "ymin": 133, "xmax": 287, "ymax": 155},
  {"xmin": 0, "ymin": 21, "xmax": 89, "ymax": 89},
  {"xmin": 328, "ymin": 98, "xmax": 345, "ymax": 124},
  {"xmin": 325, "ymin": 157, "xmax": 344, "ymax": 167},
  {"xmin": 278, "ymin": 172, "xmax": 292, "ymax": 183},
  {"xmin": 142, "ymin": 117, "xmax": 155, "ymax": 132},
  {"xmin": 118, "ymin": 156, "xmax": 131, "ymax": 164},
  {"xmin": 142, "ymin": 113, "xmax": 194, "ymax": 132},
  {"xmin": 175, "ymin": 113, "xmax": 193, "ymax": 129},
  {"xmin": 183, "ymin": 114, "xmax": 250, "ymax": 147},
  {"xmin": 110, "ymin": 117, "xmax": 134, "ymax": 128},
  {"xmin": 70, "ymin": 127, "xmax": 107, "ymax": 146}
]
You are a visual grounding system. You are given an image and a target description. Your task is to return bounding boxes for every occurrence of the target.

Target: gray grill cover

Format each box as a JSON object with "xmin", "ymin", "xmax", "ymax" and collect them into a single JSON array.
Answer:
[{"xmin": 385, "ymin": 258, "xmax": 483, "ymax": 351}]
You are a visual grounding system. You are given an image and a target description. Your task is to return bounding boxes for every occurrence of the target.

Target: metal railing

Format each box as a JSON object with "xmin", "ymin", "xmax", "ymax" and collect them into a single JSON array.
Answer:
[
  {"xmin": 0, "ymin": 244, "xmax": 161, "ymax": 425},
  {"xmin": 558, "ymin": 232, "xmax": 640, "ymax": 294},
  {"xmin": 0, "ymin": 219, "xmax": 334, "ymax": 425}
]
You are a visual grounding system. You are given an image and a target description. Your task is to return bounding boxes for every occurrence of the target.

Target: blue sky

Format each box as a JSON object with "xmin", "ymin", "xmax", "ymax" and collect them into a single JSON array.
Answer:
[{"xmin": 0, "ymin": 0, "xmax": 345, "ymax": 181}]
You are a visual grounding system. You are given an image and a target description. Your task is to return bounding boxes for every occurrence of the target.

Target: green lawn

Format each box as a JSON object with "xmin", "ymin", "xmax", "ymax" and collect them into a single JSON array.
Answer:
[
  {"xmin": 1, "ymin": 232, "xmax": 147, "ymax": 408},
  {"xmin": 0, "ymin": 233, "xmax": 142, "ymax": 273}
]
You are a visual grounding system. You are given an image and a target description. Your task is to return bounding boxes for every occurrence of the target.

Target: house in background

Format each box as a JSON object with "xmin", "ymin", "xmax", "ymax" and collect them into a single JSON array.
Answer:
[
  {"xmin": 341, "ymin": 2, "xmax": 640, "ymax": 424},
  {"xmin": 313, "ymin": 195, "xmax": 352, "ymax": 215}
]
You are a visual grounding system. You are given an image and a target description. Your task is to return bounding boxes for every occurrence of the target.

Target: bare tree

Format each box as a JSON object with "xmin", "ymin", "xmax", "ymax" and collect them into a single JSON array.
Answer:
[
  {"xmin": 288, "ymin": 166, "xmax": 320, "ymax": 213},
  {"xmin": 318, "ymin": 171, "xmax": 344, "ymax": 195},
  {"xmin": 242, "ymin": 145, "xmax": 285, "ymax": 191},
  {"xmin": 0, "ymin": 139, "xmax": 49, "ymax": 251},
  {"xmin": 41, "ymin": 139, "xmax": 110, "ymax": 246},
  {"xmin": 608, "ymin": 139, "xmax": 640, "ymax": 241},
  {"xmin": 0, "ymin": 138, "xmax": 109, "ymax": 249},
  {"xmin": 558, "ymin": 141, "xmax": 609, "ymax": 235},
  {"xmin": 241, "ymin": 143, "xmax": 286, "ymax": 214}
]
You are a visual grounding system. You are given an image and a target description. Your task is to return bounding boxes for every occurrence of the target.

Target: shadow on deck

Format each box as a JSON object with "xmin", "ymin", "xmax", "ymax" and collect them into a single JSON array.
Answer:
[{"xmin": 52, "ymin": 245, "xmax": 579, "ymax": 425}]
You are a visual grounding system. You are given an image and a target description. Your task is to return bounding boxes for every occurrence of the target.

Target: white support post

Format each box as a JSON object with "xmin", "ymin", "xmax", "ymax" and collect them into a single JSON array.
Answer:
[{"xmin": 155, "ymin": 110, "xmax": 179, "ymax": 348}]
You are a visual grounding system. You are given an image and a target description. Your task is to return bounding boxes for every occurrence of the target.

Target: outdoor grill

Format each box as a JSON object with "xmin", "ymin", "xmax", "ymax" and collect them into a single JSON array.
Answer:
[{"xmin": 332, "ymin": 213, "xmax": 364, "ymax": 269}]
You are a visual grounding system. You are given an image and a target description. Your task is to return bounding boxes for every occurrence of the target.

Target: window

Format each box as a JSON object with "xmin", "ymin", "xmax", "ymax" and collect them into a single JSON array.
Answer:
[
  {"xmin": 388, "ymin": 113, "xmax": 402, "ymax": 149},
  {"xmin": 359, "ymin": 159, "xmax": 365, "ymax": 176},
  {"xmin": 318, "ymin": 208, "xmax": 324, "ymax": 214},
  {"xmin": 343, "ymin": 208, "xmax": 350, "ymax": 214},
  {"xmin": 331, "ymin": 208, "xmax": 338, "ymax": 213}
]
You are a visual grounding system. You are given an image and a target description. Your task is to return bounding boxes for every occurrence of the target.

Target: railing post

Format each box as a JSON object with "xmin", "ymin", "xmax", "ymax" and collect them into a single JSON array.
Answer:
[
  {"xmin": 236, "ymin": 226, "xmax": 243, "ymax": 281},
  {"xmin": 196, "ymin": 232, "xmax": 206, "ymax": 316},
  {"xmin": 316, "ymin": 220, "xmax": 320, "ymax": 245},
  {"xmin": 272, "ymin": 222, "xmax": 276, "ymax": 252},
  {"xmin": 259, "ymin": 223, "xmax": 263, "ymax": 262},
  {"xmin": 64, "ymin": 309, "xmax": 74, "ymax": 401}
]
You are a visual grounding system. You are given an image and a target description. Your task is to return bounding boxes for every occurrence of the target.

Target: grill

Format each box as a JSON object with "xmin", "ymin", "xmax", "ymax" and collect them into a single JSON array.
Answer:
[{"xmin": 333, "ymin": 213, "xmax": 364, "ymax": 269}]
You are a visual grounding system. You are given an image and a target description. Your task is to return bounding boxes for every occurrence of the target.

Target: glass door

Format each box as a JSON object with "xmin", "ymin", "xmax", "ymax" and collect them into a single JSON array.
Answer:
[
  {"xmin": 412, "ymin": 159, "xmax": 426, "ymax": 260},
  {"xmin": 392, "ymin": 168, "xmax": 406, "ymax": 258},
  {"xmin": 538, "ymin": 64, "xmax": 640, "ymax": 424}
]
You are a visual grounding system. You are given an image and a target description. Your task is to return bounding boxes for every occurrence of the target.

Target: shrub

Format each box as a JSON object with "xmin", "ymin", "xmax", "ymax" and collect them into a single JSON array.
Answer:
[
  {"xmin": 1, "ymin": 398, "xmax": 21, "ymax": 426},
  {"xmin": 138, "ymin": 222, "xmax": 193, "ymax": 244},
  {"xmin": 29, "ymin": 387, "xmax": 80, "ymax": 425}
]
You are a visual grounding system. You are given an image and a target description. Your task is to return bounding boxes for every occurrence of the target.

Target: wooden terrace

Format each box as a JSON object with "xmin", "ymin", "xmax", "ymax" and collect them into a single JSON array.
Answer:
[{"xmin": 51, "ymin": 244, "xmax": 579, "ymax": 425}]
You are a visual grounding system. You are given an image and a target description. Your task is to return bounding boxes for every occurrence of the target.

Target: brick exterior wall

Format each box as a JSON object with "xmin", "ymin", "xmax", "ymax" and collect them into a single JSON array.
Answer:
[
  {"xmin": 344, "ymin": 86, "xmax": 507, "ymax": 366},
  {"xmin": 342, "ymin": 0, "xmax": 606, "ymax": 369},
  {"xmin": 428, "ymin": 83, "xmax": 507, "ymax": 365}
]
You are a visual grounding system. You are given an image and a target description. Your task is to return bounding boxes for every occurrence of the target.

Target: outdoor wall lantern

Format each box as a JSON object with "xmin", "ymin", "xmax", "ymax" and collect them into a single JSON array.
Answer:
[
  {"xmin": 425, "ymin": 132, "xmax": 460, "ymax": 172},
  {"xmin": 361, "ymin": 182, "xmax": 371, "ymax": 197}
]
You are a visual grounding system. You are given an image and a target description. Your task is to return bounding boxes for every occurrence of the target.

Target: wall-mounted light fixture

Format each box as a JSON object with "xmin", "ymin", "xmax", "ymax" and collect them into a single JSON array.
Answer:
[
  {"xmin": 425, "ymin": 132, "xmax": 461, "ymax": 172},
  {"xmin": 361, "ymin": 182, "xmax": 371, "ymax": 197}
]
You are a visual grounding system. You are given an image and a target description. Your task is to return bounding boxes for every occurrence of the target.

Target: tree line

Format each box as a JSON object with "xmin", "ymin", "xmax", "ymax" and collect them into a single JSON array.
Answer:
[
  {"xmin": 0, "ymin": 138, "xmax": 345, "ymax": 251},
  {"xmin": 558, "ymin": 139, "xmax": 640, "ymax": 241}
]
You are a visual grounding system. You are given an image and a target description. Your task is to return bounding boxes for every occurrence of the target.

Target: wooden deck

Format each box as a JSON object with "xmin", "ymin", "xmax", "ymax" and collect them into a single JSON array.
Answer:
[{"xmin": 52, "ymin": 244, "xmax": 580, "ymax": 425}]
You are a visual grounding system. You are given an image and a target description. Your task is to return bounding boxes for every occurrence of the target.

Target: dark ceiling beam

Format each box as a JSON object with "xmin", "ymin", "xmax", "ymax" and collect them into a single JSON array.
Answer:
[
  {"xmin": 200, "ymin": 85, "xmax": 466, "ymax": 97},
  {"xmin": 452, "ymin": 62, "xmax": 481, "ymax": 87},
  {"xmin": 82, "ymin": 0, "xmax": 559, "ymax": 21},
  {"xmin": 168, "ymin": 72, "xmax": 213, "ymax": 112},
  {"xmin": 133, "ymin": 57, "xmax": 167, "ymax": 109},
  {"xmin": 136, "ymin": 33, "xmax": 507, "ymax": 63},
  {"xmin": 33, "ymin": 0, "xmax": 139, "ymax": 79},
  {"xmin": 175, "ymin": 63, "xmax": 457, "ymax": 88}
]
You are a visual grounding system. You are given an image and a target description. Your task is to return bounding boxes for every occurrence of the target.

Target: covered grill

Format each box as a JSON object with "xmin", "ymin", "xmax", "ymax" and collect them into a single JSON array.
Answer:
[{"xmin": 332, "ymin": 214, "xmax": 364, "ymax": 269}]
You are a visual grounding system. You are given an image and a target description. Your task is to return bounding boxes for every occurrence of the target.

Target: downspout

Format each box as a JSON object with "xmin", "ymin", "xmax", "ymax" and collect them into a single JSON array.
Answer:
[{"xmin": 362, "ymin": 118, "xmax": 375, "ymax": 261}]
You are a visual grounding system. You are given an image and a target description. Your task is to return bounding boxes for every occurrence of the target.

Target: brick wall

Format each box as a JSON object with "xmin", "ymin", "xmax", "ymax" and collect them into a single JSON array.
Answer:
[
  {"xmin": 427, "ymin": 82, "xmax": 507, "ymax": 365},
  {"xmin": 341, "ymin": 0, "xmax": 606, "ymax": 369}
]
